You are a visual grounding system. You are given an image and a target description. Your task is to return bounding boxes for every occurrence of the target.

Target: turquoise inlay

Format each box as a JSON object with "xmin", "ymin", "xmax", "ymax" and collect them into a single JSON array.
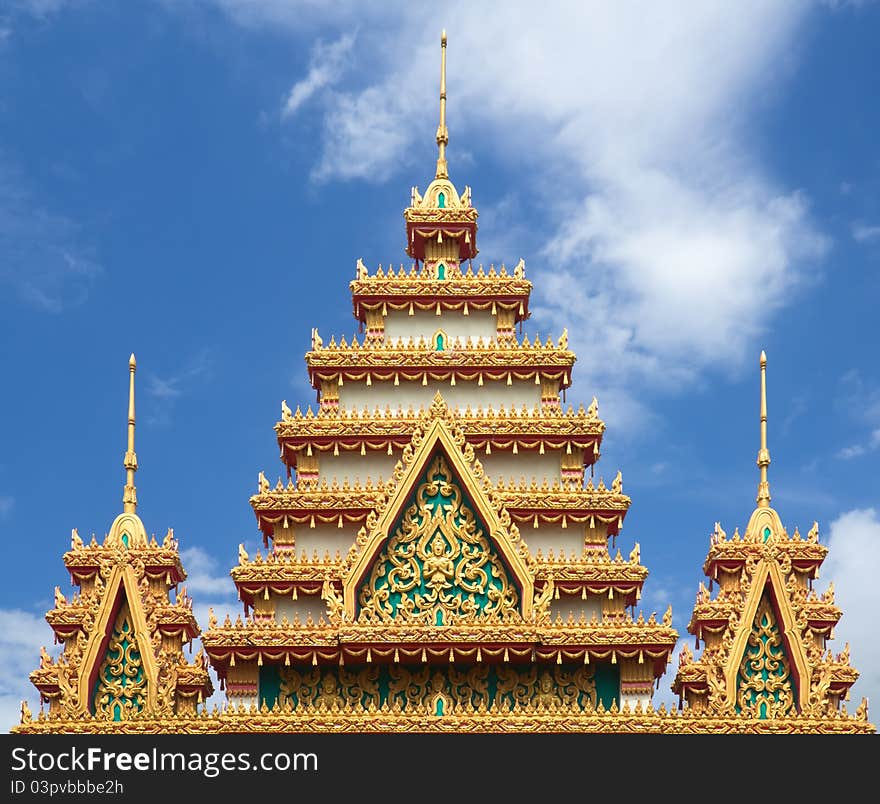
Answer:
[
  {"xmin": 735, "ymin": 594, "xmax": 797, "ymax": 718},
  {"xmin": 437, "ymin": 263, "xmax": 446, "ymax": 279},
  {"xmin": 357, "ymin": 452, "xmax": 519, "ymax": 623},
  {"xmin": 270, "ymin": 663, "xmax": 605, "ymax": 712},
  {"xmin": 438, "ymin": 192, "xmax": 446, "ymax": 208},
  {"xmin": 763, "ymin": 526, "xmax": 772, "ymax": 543},
  {"xmin": 594, "ymin": 662, "xmax": 620, "ymax": 710},
  {"xmin": 91, "ymin": 603, "xmax": 146, "ymax": 720},
  {"xmin": 435, "ymin": 332, "xmax": 445, "ymax": 351},
  {"xmin": 259, "ymin": 665, "xmax": 282, "ymax": 710},
  {"xmin": 121, "ymin": 532, "xmax": 129, "ymax": 549}
]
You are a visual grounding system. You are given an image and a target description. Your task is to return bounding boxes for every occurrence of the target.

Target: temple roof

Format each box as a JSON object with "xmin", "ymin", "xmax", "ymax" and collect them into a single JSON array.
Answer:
[
  {"xmin": 671, "ymin": 352, "xmax": 868, "ymax": 722},
  {"xmin": 350, "ymin": 261, "xmax": 531, "ymax": 322},
  {"xmin": 305, "ymin": 331, "xmax": 576, "ymax": 388}
]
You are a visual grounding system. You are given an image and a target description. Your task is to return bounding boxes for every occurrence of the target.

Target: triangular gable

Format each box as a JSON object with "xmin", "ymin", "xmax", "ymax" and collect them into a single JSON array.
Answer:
[
  {"xmin": 343, "ymin": 395, "xmax": 534, "ymax": 621},
  {"xmin": 724, "ymin": 558, "xmax": 810, "ymax": 712},
  {"xmin": 78, "ymin": 564, "xmax": 159, "ymax": 714}
]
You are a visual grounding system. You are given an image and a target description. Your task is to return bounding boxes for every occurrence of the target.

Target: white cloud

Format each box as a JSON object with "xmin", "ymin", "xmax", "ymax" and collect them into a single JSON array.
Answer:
[
  {"xmin": 201, "ymin": 1, "xmax": 829, "ymax": 430},
  {"xmin": 282, "ymin": 32, "xmax": 355, "ymax": 118},
  {"xmin": 836, "ymin": 429, "xmax": 880, "ymax": 459},
  {"xmin": 823, "ymin": 508, "xmax": 880, "ymax": 713},
  {"xmin": 0, "ymin": 596, "xmax": 239, "ymax": 731},
  {"xmin": 0, "ymin": 496, "xmax": 12, "ymax": 517},
  {"xmin": 0, "ymin": 608, "xmax": 57, "ymax": 733},
  {"xmin": 180, "ymin": 545, "xmax": 235, "ymax": 597},
  {"xmin": 852, "ymin": 221, "xmax": 880, "ymax": 243}
]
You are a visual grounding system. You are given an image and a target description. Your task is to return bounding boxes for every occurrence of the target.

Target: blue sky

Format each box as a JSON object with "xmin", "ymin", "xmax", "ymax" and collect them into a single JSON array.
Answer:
[{"xmin": 1, "ymin": 1, "xmax": 879, "ymax": 729}]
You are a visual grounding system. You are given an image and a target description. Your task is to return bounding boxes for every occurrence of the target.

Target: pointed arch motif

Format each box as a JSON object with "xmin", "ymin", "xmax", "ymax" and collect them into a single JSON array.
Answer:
[
  {"xmin": 724, "ymin": 559, "xmax": 809, "ymax": 712},
  {"xmin": 735, "ymin": 590, "xmax": 797, "ymax": 718},
  {"xmin": 78, "ymin": 565, "xmax": 158, "ymax": 716},
  {"xmin": 343, "ymin": 398, "xmax": 534, "ymax": 621},
  {"xmin": 92, "ymin": 597, "xmax": 147, "ymax": 720},
  {"xmin": 357, "ymin": 451, "xmax": 520, "ymax": 624}
]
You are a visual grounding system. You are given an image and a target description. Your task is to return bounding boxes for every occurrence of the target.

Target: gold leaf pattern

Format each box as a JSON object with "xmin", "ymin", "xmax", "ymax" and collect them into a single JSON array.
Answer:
[{"xmin": 358, "ymin": 453, "xmax": 519, "ymax": 624}]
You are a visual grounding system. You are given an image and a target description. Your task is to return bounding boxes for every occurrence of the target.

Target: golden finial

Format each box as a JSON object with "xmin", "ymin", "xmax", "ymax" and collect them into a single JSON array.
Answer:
[
  {"xmin": 123, "ymin": 353, "xmax": 138, "ymax": 513},
  {"xmin": 756, "ymin": 350, "xmax": 771, "ymax": 508},
  {"xmin": 435, "ymin": 30, "xmax": 449, "ymax": 179}
]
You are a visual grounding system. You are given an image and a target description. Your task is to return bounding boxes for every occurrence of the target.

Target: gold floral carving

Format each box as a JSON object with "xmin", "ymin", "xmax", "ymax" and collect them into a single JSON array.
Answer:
[
  {"xmin": 93, "ymin": 601, "xmax": 147, "ymax": 720},
  {"xmin": 14, "ymin": 705, "xmax": 875, "ymax": 734},
  {"xmin": 280, "ymin": 667, "xmax": 381, "ymax": 710},
  {"xmin": 358, "ymin": 454, "xmax": 520, "ymax": 625},
  {"xmin": 496, "ymin": 665, "xmax": 596, "ymax": 710},
  {"xmin": 735, "ymin": 595, "xmax": 796, "ymax": 718}
]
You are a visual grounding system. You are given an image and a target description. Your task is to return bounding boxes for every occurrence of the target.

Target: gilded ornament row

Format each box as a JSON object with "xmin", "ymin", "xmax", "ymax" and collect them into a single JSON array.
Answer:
[
  {"xmin": 402, "ymin": 207, "xmax": 479, "ymax": 224},
  {"xmin": 351, "ymin": 272, "xmax": 527, "ymax": 293},
  {"xmin": 14, "ymin": 701, "xmax": 874, "ymax": 734},
  {"xmin": 278, "ymin": 427, "xmax": 601, "ymax": 446},
  {"xmin": 353, "ymin": 262, "xmax": 526, "ymax": 283},
  {"xmin": 249, "ymin": 486, "xmax": 630, "ymax": 512},
  {"xmin": 306, "ymin": 332, "xmax": 571, "ymax": 356},
  {"xmin": 199, "ymin": 618, "xmax": 677, "ymax": 650},
  {"xmin": 353, "ymin": 300, "xmax": 527, "ymax": 321},
  {"xmin": 228, "ymin": 558, "xmax": 647, "ymax": 593},
  {"xmin": 274, "ymin": 663, "xmax": 597, "ymax": 713},
  {"xmin": 279, "ymin": 397, "xmax": 599, "ymax": 418}
]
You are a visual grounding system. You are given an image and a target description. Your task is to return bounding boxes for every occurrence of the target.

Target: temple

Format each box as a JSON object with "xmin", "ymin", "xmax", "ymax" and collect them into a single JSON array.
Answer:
[
  {"xmin": 13, "ymin": 33, "xmax": 873, "ymax": 735},
  {"xmin": 671, "ymin": 352, "xmax": 864, "ymax": 720},
  {"xmin": 22, "ymin": 355, "xmax": 213, "ymax": 728}
]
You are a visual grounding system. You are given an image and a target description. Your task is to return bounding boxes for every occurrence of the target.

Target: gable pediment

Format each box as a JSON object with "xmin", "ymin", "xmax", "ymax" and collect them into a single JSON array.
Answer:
[
  {"xmin": 342, "ymin": 396, "xmax": 534, "ymax": 623},
  {"xmin": 724, "ymin": 558, "xmax": 810, "ymax": 712}
]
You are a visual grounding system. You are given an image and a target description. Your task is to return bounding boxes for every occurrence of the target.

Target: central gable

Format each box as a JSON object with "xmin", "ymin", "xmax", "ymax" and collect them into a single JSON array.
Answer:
[
  {"xmin": 357, "ymin": 451, "xmax": 519, "ymax": 624},
  {"xmin": 342, "ymin": 394, "xmax": 534, "ymax": 622}
]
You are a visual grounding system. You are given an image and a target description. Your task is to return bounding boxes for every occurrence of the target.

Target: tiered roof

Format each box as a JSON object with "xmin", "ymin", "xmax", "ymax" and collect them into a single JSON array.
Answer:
[
  {"xmin": 204, "ymin": 395, "xmax": 676, "ymax": 684},
  {"xmin": 672, "ymin": 353, "xmax": 866, "ymax": 724},
  {"xmin": 24, "ymin": 356, "xmax": 212, "ymax": 728}
]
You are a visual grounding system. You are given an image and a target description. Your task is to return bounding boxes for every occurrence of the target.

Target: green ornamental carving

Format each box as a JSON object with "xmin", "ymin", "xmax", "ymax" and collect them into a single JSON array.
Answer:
[
  {"xmin": 92, "ymin": 600, "xmax": 147, "ymax": 720},
  {"xmin": 736, "ymin": 593, "xmax": 797, "ymax": 718},
  {"xmin": 358, "ymin": 452, "xmax": 520, "ymax": 623},
  {"xmin": 274, "ymin": 664, "xmax": 597, "ymax": 713}
]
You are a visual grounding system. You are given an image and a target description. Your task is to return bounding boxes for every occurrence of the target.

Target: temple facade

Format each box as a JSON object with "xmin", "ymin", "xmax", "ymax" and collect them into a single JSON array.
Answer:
[{"xmin": 13, "ymin": 33, "xmax": 873, "ymax": 735}]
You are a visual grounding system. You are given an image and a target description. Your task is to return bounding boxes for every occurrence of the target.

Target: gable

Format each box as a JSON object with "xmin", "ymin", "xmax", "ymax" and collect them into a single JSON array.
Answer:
[
  {"xmin": 724, "ymin": 560, "xmax": 809, "ymax": 712},
  {"xmin": 356, "ymin": 450, "xmax": 521, "ymax": 624},
  {"xmin": 78, "ymin": 565, "xmax": 158, "ymax": 715},
  {"xmin": 342, "ymin": 405, "xmax": 534, "ymax": 621}
]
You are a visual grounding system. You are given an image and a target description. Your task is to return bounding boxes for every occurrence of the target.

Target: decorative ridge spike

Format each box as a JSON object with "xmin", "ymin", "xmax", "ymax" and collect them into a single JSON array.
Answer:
[
  {"xmin": 435, "ymin": 30, "xmax": 448, "ymax": 179},
  {"xmin": 123, "ymin": 353, "xmax": 138, "ymax": 513},
  {"xmin": 757, "ymin": 350, "xmax": 771, "ymax": 508}
]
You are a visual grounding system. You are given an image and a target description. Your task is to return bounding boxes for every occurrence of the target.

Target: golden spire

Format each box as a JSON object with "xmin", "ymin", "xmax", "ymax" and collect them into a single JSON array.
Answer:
[
  {"xmin": 756, "ymin": 350, "xmax": 771, "ymax": 508},
  {"xmin": 435, "ymin": 30, "xmax": 449, "ymax": 179},
  {"xmin": 123, "ymin": 353, "xmax": 138, "ymax": 513}
]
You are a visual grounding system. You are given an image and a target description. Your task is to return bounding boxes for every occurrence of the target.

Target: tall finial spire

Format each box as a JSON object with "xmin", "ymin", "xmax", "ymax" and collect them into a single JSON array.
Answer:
[
  {"xmin": 435, "ymin": 30, "xmax": 448, "ymax": 179},
  {"xmin": 756, "ymin": 350, "xmax": 771, "ymax": 508},
  {"xmin": 123, "ymin": 353, "xmax": 138, "ymax": 513}
]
